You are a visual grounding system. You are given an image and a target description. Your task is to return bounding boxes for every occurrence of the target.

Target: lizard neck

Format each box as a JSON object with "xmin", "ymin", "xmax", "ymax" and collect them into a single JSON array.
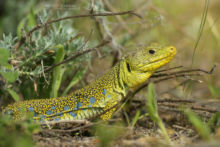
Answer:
[
  {"xmin": 119, "ymin": 58, "xmax": 153, "ymax": 91},
  {"xmin": 111, "ymin": 61, "xmax": 129, "ymax": 97}
]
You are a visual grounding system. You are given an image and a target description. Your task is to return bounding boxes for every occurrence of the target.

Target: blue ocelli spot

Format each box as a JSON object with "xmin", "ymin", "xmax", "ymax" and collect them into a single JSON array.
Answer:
[
  {"xmin": 33, "ymin": 112, "xmax": 38, "ymax": 117},
  {"xmin": 64, "ymin": 105, "xmax": 70, "ymax": 111},
  {"xmin": 76, "ymin": 102, "xmax": 83, "ymax": 109},
  {"xmin": 28, "ymin": 107, "xmax": 34, "ymax": 112},
  {"xmin": 54, "ymin": 118, "xmax": 60, "ymax": 121},
  {"xmin": 40, "ymin": 114, "xmax": 46, "ymax": 119},
  {"xmin": 102, "ymin": 89, "xmax": 107, "ymax": 95},
  {"xmin": 39, "ymin": 119, "xmax": 44, "ymax": 122},
  {"xmin": 68, "ymin": 112, "xmax": 77, "ymax": 117},
  {"xmin": 39, "ymin": 115, "xmax": 46, "ymax": 122},
  {"xmin": 51, "ymin": 106, "xmax": 56, "ymax": 110},
  {"xmin": 56, "ymin": 112, "xmax": 63, "ymax": 116},
  {"xmin": 88, "ymin": 105, "xmax": 92, "ymax": 108},
  {"xmin": 89, "ymin": 97, "xmax": 96, "ymax": 104},
  {"xmin": 107, "ymin": 94, "xmax": 111, "ymax": 98},
  {"xmin": 46, "ymin": 110, "xmax": 53, "ymax": 115}
]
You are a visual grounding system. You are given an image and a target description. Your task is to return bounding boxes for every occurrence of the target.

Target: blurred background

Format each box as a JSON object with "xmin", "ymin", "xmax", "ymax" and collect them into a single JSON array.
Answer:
[{"xmin": 0, "ymin": 0, "xmax": 219, "ymax": 146}]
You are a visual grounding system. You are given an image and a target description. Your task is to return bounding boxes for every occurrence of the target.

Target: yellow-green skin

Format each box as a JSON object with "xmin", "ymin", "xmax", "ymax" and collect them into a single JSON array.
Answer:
[{"xmin": 3, "ymin": 44, "xmax": 176, "ymax": 122}]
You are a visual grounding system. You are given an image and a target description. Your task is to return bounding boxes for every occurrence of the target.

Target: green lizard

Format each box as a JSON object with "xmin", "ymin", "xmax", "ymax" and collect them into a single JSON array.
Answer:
[{"xmin": 3, "ymin": 43, "xmax": 176, "ymax": 122}]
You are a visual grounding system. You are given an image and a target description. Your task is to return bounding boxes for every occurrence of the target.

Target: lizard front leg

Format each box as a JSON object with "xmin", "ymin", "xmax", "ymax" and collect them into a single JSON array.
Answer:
[{"xmin": 100, "ymin": 99, "xmax": 119, "ymax": 120}]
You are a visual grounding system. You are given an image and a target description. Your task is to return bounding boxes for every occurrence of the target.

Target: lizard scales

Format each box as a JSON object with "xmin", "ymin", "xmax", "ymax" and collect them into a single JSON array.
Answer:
[{"xmin": 3, "ymin": 44, "xmax": 176, "ymax": 122}]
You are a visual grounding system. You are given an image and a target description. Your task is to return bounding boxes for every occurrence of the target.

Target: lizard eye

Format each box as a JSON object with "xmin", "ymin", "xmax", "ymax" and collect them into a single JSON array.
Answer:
[
  {"xmin": 149, "ymin": 49, "xmax": 155, "ymax": 54},
  {"xmin": 126, "ymin": 62, "xmax": 131, "ymax": 72}
]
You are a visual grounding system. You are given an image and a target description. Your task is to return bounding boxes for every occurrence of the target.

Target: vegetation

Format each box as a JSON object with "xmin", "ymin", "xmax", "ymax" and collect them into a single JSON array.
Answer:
[{"xmin": 0, "ymin": 0, "xmax": 219, "ymax": 146}]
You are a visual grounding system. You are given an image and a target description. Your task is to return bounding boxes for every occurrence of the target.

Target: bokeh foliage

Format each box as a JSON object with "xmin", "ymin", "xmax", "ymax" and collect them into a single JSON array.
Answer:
[{"xmin": 0, "ymin": 0, "xmax": 219, "ymax": 146}]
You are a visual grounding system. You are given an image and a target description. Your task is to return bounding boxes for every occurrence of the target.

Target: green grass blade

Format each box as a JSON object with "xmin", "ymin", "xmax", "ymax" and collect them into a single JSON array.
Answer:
[
  {"xmin": 16, "ymin": 18, "xmax": 26, "ymax": 39},
  {"xmin": 28, "ymin": 0, "xmax": 36, "ymax": 28},
  {"xmin": 208, "ymin": 84, "xmax": 220, "ymax": 99},
  {"xmin": 146, "ymin": 83, "xmax": 171, "ymax": 143},
  {"xmin": 131, "ymin": 110, "xmax": 141, "ymax": 127},
  {"xmin": 191, "ymin": 0, "xmax": 209, "ymax": 66},
  {"xmin": 208, "ymin": 112, "xmax": 220, "ymax": 129},
  {"xmin": 94, "ymin": 122, "xmax": 124, "ymax": 147},
  {"xmin": 7, "ymin": 89, "xmax": 19, "ymax": 102},
  {"xmin": 50, "ymin": 44, "xmax": 65, "ymax": 98},
  {"xmin": 184, "ymin": 109, "xmax": 211, "ymax": 141},
  {"xmin": 146, "ymin": 83, "xmax": 159, "ymax": 121}
]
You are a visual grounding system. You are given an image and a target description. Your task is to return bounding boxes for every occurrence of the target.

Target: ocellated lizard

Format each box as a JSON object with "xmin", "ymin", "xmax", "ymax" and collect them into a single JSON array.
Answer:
[{"xmin": 3, "ymin": 44, "xmax": 176, "ymax": 122}]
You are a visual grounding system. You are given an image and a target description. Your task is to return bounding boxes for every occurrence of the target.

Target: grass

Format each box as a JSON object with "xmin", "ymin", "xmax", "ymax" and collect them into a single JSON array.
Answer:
[
  {"xmin": 191, "ymin": 0, "xmax": 210, "ymax": 66},
  {"xmin": 0, "ymin": 0, "xmax": 219, "ymax": 146},
  {"xmin": 50, "ymin": 44, "xmax": 65, "ymax": 98},
  {"xmin": 146, "ymin": 83, "xmax": 171, "ymax": 143},
  {"xmin": 184, "ymin": 109, "xmax": 211, "ymax": 141}
]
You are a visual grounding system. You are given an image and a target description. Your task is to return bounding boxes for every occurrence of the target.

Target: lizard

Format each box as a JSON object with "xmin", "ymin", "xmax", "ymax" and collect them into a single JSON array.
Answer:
[{"xmin": 3, "ymin": 43, "xmax": 176, "ymax": 122}]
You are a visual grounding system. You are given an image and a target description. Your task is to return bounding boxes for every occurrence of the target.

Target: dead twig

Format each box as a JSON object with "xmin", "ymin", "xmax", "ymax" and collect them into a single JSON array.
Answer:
[
  {"xmin": 64, "ymin": 32, "xmax": 83, "ymax": 46},
  {"xmin": 152, "ymin": 64, "xmax": 216, "ymax": 78},
  {"xmin": 151, "ymin": 65, "xmax": 215, "ymax": 90},
  {"xmin": 158, "ymin": 99, "xmax": 195, "ymax": 103},
  {"xmin": 132, "ymin": 99, "xmax": 195, "ymax": 104},
  {"xmin": 155, "ymin": 66, "xmax": 183, "ymax": 73},
  {"xmin": 103, "ymin": 0, "xmax": 133, "ymax": 34},
  {"xmin": 39, "ymin": 119, "xmax": 90, "ymax": 126},
  {"xmin": 153, "ymin": 73, "xmax": 204, "ymax": 83},
  {"xmin": 44, "ymin": 40, "xmax": 110, "ymax": 72},
  {"xmin": 89, "ymin": 0, "xmax": 105, "ymax": 39},
  {"xmin": 14, "ymin": 10, "xmax": 141, "ymax": 50},
  {"xmin": 159, "ymin": 103, "xmax": 219, "ymax": 113}
]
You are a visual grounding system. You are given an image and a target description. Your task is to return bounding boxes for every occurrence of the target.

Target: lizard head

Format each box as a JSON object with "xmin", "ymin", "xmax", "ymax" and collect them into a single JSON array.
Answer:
[{"xmin": 121, "ymin": 43, "xmax": 177, "ymax": 90}]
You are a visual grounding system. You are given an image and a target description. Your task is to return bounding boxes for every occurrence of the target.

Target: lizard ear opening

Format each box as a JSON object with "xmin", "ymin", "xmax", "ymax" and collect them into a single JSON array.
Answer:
[{"xmin": 126, "ymin": 62, "xmax": 131, "ymax": 72}]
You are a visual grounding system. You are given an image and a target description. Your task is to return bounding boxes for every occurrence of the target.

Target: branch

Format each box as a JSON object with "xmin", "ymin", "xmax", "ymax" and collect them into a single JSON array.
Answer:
[
  {"xmin": 40, "ymin": 119, "xmax": 90, "ymax": 126},
  {"xmin": 152, "ymin": 64, "xmax": 216, "ymax": 78},
  {"xmin": 159, "ymin": 103, "xmax": 219, "ymax": 113},
  {"xmin": 14, "ymin": 10, "xmax": 142, "ymax": 50},
  {"xmin": 44, "ymin": 40, "xmax": 110, "ymax": 72},
  {"xmin": 155, "ymin": 66, "xmax": 183, "ymax": 73}
]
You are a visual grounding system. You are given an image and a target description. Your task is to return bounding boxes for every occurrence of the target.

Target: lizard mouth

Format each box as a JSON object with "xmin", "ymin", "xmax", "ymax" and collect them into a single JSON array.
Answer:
[{"xmin": 137, "ymin": 50, "xmax": 176, "ymax": 72}]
